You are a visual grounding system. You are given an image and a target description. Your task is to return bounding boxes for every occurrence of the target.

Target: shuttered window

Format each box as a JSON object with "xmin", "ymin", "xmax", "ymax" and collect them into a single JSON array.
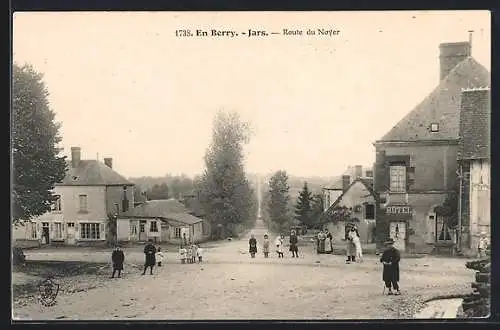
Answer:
[
  {"xmin": 389, "ymin": 165, "xmax": 406, "ymax": 193},
  {"xmin": 80, "ymin": 223, "xmax": 101, "ymax": 239}
]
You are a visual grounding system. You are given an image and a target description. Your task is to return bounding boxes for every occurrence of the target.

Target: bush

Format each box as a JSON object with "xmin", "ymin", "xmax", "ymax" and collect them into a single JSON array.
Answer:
[{"xmin": 13, "ymin": 247, "xmax": 26, "ymax": 266}]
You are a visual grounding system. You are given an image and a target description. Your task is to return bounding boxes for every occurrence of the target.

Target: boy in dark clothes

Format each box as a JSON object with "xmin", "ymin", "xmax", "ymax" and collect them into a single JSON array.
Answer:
[
  {"xmin": 380, "ymin": 238, "xmax": 401, "ymax": 295},
  {"xmin": 142, "ymin": 239, "xmax": 157, "ymax": 275},
  {"xmin": 111, "ymin": 245, "xmax": 125, "ymax": 278}
]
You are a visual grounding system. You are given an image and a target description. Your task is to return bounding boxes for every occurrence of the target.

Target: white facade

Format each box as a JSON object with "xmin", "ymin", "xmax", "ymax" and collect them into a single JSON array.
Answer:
[
  {"xmin": 13, "ymin": 185, "xmax": 108, "ymax": 244},
  {"xmin": 323, "ymin": 188, "xmax": 343, "ymax": 212},
  {"xmin": 468, "ymin": 159, "xmax": 490, "ymax": 250}
]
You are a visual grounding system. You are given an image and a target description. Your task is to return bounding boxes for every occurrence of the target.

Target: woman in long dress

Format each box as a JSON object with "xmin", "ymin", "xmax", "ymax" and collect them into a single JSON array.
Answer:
[
  {"xmin": 324, "ymin": 229, "xmax": 333, "ymax": 254},
  {"xmin": 346, "ymin": 226, "xmax": 356, "ymax": 263}
]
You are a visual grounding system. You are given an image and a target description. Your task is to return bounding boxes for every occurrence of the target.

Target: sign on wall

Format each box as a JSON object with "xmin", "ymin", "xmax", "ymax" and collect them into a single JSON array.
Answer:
[{"xmin": 385, "ymin": 205, "xmax": 412, "ymax": 215}]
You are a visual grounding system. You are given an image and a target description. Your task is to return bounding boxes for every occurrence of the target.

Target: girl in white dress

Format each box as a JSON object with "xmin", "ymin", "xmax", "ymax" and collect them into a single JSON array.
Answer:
[{"xmin": 275, "ymin": 235, "xmax": 284, "ymax": 258}]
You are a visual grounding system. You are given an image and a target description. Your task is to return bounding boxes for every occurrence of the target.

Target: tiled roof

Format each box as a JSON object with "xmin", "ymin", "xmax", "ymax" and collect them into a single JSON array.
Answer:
[
  {"xmin": 119, "ymin": 199, "xmax": 203, "ymax": 224},
  {"xmin": 458, "ymin": 88, "xmax": 491, "ymax": 160},
  {"xmin": 57, "ymin": 160, "xmax": 134, "ymax": 186},
  {"xmin": 323, "ymin": 178, "xmax": 378, "ymax": 217},
  {"xmin": 379, "ymin": 57, "xmax": 490, "ymax": 142}
]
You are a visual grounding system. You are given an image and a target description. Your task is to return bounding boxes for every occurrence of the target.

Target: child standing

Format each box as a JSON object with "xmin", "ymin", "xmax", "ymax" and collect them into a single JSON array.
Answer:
[
  {"xmin": 156, "ymin": 247, "xmax": 165, "ymax": 267},
  {"xmin": 110, "ymin": 245, "xmax": 124, "ymax": 278},
  {"xmin": 263, "ymin": 234, "xmax": 270, "ymax": 258},
  {"xmin": 187, "ymin": 245, "xmax": 193, "ymax": 264},
  {"xmin": 179, "ymin": 245, "xmax": 187, "ymax": 264},
  {"xmin": 197, "ymin": 245, "xmax": 204, "ymax": 262},
  {"xmin": 191, "ymin": 244, "xmax": 198, "ymax": 263},
  {"xmin": 275, "ymin": 234, "xmax": 284, "ymax": 258}
]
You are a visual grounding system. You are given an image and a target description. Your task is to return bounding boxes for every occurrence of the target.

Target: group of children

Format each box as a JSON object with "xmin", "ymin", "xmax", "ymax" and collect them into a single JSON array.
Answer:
[{"xmin": 179, "ymin": 244, "xmax": 204, "ymax": 264}]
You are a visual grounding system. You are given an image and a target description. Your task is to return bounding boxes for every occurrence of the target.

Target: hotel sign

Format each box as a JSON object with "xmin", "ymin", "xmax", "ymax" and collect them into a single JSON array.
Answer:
[{"xmin": 385, "ymin": 206, "xmax": 412, "ymax": 215}]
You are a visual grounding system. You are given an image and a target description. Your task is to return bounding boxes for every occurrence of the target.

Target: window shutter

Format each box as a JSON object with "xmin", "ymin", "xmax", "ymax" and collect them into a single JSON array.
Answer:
[{"xmin": 100, "ymin": 223, "xmax": 105, "ymax": 240}]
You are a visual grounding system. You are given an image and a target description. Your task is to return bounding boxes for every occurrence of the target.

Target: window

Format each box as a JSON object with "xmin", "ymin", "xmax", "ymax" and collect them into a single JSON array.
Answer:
[
  {"xmin": 29, "ymin": 222, "xmax": 37, "ymax": 239},
  {"xmin": 150, "ymin": 221, "xmax": 158, "ymax": 232},
  {"xmin": 430, "ymin": 123, "xmax": 439, "ymax": 132},
  {"xmin": 175, "ymin": 227, "xmax": 181, "ymax": 238},
  {"xmin": 67, "ymin": 222, "xmax": 75, "ymax": 228},
  {"xmin": 53, "ymin": 222, "xmax": 63, "ymax": 239},
  {"xmin": 51, "ymin": 195, "xmax": 62, "ymax": 212},
  {"xmin": 114, "ymin": 203, "xmax": 120, "ymax": 215},
  {"xmin": 130, "ymin": 223, "xmax": 137, "ymax": 235},
  {"xmin": 80, "ymin": 223, "xmax": 101, "ymax": 239},
  {"xmin": 365, "ymin": 204, "xmax": 375, "ymax": 220},
  {"xmin": 78, "ymin": 195, "xmax": 88, "ymax": 213},
  {"xmin": 389, "ymin": 165, "xmax": 406, "ymax": 193}
]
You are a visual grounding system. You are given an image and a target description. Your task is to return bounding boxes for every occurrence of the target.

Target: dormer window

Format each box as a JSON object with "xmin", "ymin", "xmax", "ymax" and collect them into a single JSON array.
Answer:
[{"xmin": 430, "ymin": 123, "xmax": 439, "ymax": 132}]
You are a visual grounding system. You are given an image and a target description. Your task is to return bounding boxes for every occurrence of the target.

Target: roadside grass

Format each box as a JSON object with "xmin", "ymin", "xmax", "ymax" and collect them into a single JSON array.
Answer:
[{"xmin": 12, "ymin": 260, "xmax": 108, "ymax": 300}]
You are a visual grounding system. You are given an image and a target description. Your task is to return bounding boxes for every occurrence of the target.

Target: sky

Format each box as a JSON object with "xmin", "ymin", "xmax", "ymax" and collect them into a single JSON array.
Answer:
[{"xmin": 12, "ymin": 11, "xmax": 490, "ymax": 179}]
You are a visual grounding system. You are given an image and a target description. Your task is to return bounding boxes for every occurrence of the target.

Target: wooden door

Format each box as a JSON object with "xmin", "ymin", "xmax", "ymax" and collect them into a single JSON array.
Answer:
[{"xmin": 139, "ymin": 220, "xmax": 147, "ymax": 241}]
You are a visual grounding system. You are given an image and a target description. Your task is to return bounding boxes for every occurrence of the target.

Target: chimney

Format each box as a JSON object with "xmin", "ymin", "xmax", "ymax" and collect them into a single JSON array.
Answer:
[
  {"xmin": 342, "ymin": 175, "xmax": 350, "ymax": 192},
  {"xmin": 439, "ymin": 41, "xmax": 471, "ymax": 80},
  {"xmin": 71, "ymin": 147, "xmax": 81, "ymax": 168},
  {"xmin": 104, "ymin": 157, "xmax": 113, "ymax": 169},
  {"xmin": 354, "ymin": 165, "xmax": 363, "ymax": 178}
]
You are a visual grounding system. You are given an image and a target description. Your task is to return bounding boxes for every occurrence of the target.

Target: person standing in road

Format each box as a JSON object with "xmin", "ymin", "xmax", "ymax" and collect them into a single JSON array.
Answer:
[
  {"xmin": 380, "ymin": 238, "xmax": 401, "ymax": 295},
  {"xmin": 110, "ymin": 245, "xmax": 124, "ymax": 278},
  {"xmin": 275, "ymin": 234, "xmax": 284, "ymax": 258},
  {"xmin": 142, "ymin": 239, "xmax": 156, "ymax": 275},
  {"xmin": 324, "ymin": 228, "xmax": 333, "ymax": 254},
  {"xmin": 478, "ymin": 232, "xmax": 489, "ymax": 258},
  {"xmin": 346, "ymin": 225, "xmax": 358, "ymax": 263},
  {"xmin": 249, "ymin": 233, "xmax": 258, "ymax": 258},
  {"xmin": 263, "ymin": 234, "xmax": 270, "ymax": 258},
  {"xmin": 197, "ymin": 245, "xmax": 204, "ymax": 262},
  {"xmin": 289, "ymin": 230, "xmax": 299, "ymax": 258},
  {"xmin": 156, "ymin": 247, "xmax": 165, "ymax": 267}
]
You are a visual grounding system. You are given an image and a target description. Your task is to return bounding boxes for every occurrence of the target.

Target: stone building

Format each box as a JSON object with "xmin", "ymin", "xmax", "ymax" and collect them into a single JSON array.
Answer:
[{"xmin": 373, "ymin": 41, "xmax": 490, "ymax": 253}]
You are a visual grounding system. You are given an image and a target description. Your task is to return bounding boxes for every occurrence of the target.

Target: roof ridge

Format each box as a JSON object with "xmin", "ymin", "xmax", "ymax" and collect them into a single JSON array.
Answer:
[{"xmin": 462, "ymin": 87, "xmax": 490, "ymax": 92}]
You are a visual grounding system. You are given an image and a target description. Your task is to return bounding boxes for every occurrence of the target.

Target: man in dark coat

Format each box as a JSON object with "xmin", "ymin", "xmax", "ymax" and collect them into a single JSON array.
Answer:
[
  {"xmin": 142, "ymin": 239, "xmax": 157, "ymax": 275},
  {"xmin": 380, "ymin": 238, "xmax": 401, "ymax": 295},
  {"xmin": 289, "ymin": 230, "xmax": 299, "ymax": 258},
  {"xmin": 249, "ymin": 234, "xmax": 257, "ymax": 258},
  {"xmin": 111, "ymin": 245, "xmax": 125, "ymax": 278}
]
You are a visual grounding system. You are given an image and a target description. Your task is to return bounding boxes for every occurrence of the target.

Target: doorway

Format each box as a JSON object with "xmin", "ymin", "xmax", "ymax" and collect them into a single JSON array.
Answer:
[
  {"xmin": 139, "ymin": 220, "xmax": 147, "ymax": 241},
  {"xmin": 389, "ymin": 221, "xmax": 406, "ymax": 251},
  {"xmin": 67, "ymin": 222, "xmax": 76, "ymax": 244},
  {"xmin": 42, "ymin": 222, "xmax": 50, "ymax": 244}
]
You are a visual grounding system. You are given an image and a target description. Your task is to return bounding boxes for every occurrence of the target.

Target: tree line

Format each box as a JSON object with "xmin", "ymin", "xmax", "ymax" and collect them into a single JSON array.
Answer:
[
  {"xmin": 11, "ymin": 63, "xmax": 258, "ymax": 241},
  {"xmin": 262, "ymin": 170, "xmax": 325, "ymax": 234}
]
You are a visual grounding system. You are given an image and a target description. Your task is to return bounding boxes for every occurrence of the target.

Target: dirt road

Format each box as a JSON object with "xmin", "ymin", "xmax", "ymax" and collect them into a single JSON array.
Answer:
[{"xmin": 13, "ymin": 221, "xmax": 473, "ymax": 320}]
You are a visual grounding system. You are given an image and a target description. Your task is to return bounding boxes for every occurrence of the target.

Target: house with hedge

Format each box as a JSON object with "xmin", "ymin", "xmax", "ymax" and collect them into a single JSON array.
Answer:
[
  {"xmin": 323, "ymin": 177, "xmax": 377, "ymax": 244},
  {"xmin": 373, "ymin": 40, "xmax": 490, "ymax": 254}
]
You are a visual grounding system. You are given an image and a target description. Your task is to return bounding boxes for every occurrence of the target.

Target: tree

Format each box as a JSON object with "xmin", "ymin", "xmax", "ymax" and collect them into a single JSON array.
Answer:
[
  {"xmin": 146, "ymin": 183, "xmax": 170, "ymax": 200},
  {"xmin": 267, "ymin": 170, "xmax": 291, "ymax": 232},
  {"xmin": 435, "ymin": 184, "xmax": 459, "ymax": 228},
  {"xmin": 12, "ymin": 63, "xmax": 67, "ymax": 224},
  {"xmin": 199, "ymin": 111, "xmax": 255, "ymax": 238},
  {"xmin": 294, "ymin": 181, "xmax": 313, "ymax": 227},
  {"xmin": 310, "ymin": 193, "xmax": 324, "ymax": 229}
]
